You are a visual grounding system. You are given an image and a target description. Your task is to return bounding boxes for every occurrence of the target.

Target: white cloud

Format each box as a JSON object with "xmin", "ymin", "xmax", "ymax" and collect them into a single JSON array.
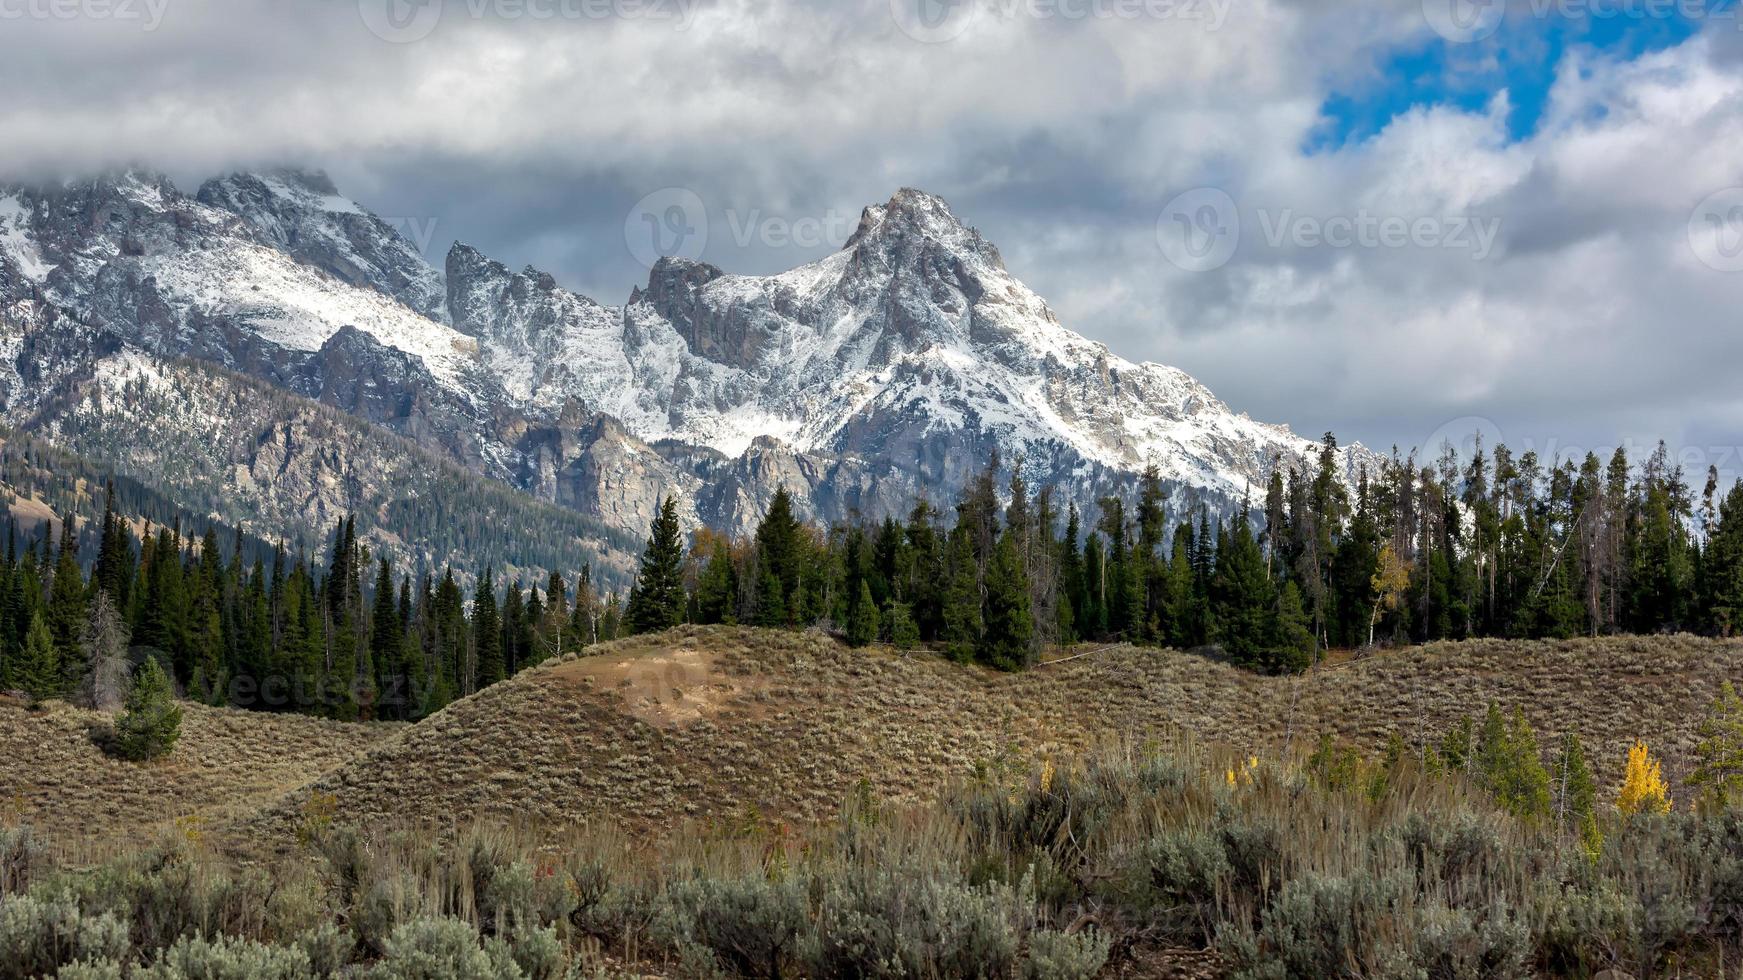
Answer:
[{"xmin": 2, "ymin": 0, "xmax": 1740, "ymax": 467}]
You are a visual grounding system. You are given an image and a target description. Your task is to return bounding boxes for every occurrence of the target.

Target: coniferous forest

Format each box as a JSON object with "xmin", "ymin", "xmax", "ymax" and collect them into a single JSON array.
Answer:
[{"xmin": 4, "ymin": 430, "xmax": 1743, "ymax": 723}]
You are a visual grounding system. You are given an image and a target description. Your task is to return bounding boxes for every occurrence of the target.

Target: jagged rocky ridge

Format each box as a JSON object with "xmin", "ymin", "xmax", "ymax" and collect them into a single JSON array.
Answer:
[{"xmin": 0, "ymin": 168, "xmax": 1373, "ymax": 570}]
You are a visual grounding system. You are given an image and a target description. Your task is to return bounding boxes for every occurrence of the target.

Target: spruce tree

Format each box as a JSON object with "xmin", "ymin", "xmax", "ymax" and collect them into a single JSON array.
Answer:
[
  {"xmin": 1475, "ymin": 704, "xmax": 1551, "ymax": 821},
  {"xmin": 1267, "ymin": 581, "xmax": 1315, "ymax": 674},
  {"xmin": 627, "ymin": 496, "xmax": 686, "ymax": 635},
  {"xmin": 186, "ymin": 529, "xmax": 226, "ymax": 704},
  {"xmin": 904, "ymin": 501, "xmax": 944, "ymax": 641},
  {"xmin": 1690, "ymin": 680, "xmax": 1743, "ymax": 812},
  {"xmin": 1164, "ymin": 522, "xmax": 1199, "ymax": 648},
  {"xmin": 942, "ymin": 528, "xmax": 982, "ymax": 663},
  {"xmin": 501, "ymin": 582, "xmax": 525, "ymax": 676},
  {"xmin": 46, "ymin": 514, "xmax": 87, "ymax": 690},
  {"xmin": 845, "ymin": 581, "xmax": 880, "ymax": 648},
  {"xmin": 370, "ymin": 558, "xmax": 406, "ymax": 715},
  {"xmin": 111, "ymin": 656, "xmax": 182, "ymax": 761},
  {"xmin": 696, "ymin": 536, "xmax": 739, "ymax": 625},
  {"xmin": 1135, "ymin": 467, "xmax": 1169, "ymax": 641},
  {"xmin": 1081, "ymin": 533, "xmax": 1107, "ymax": 639},
  {"xmin": 1057, "ymin": 504, "xmax": 1083, "ymax": 644},
  {"xmin": 1552, "ymin": 733, "xmax": 1601, "ymax": 852},
  {"xmin": 432, "ymin": 568, "xmax": 467, "ymax": 699},
  {"xmin": 1211, "ymin": 511, "xmax": 1273, "ymax": 669},
  {"xmin": 473, "ymin": 568, "xmax": 504, "ymax": 688},
  {"xmin": 1099, "ymin": 498, "xmax": 1136, "ymax": 637},
  {"xmin": 885, "ymin": 600, "xmax": 919, "ymax": 651},
  {"xmin": 753, "ymin": 568, "xmax": 787, "ymax": 628},
  {"xmin": 979, "ymin": 531, "xmax": 1034, "ymax": 671},
  {"xmin": 94, "ymin": 484, "xmax": 129, "ymax": 606},
  {"xmin": 1704, "ymin": 483, "xmax": 1743, "ymax": 635},
  {"xmin": 753, "ymin": 487, "xmax": 804, "ymax": 625},
  {"xmin": 16, "ymin": 614, "xmax": 60, "ymax": 702}
]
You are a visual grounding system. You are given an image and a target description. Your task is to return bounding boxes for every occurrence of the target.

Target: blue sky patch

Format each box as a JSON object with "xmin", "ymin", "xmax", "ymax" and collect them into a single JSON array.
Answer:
[{"xmin": 1310, "ymin": 3, "xmax": 1712, "ymax": 152}]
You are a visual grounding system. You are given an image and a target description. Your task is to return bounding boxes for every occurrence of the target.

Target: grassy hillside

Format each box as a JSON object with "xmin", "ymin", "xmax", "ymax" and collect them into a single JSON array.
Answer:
[
  {"xmin": 0, "ymin": 696, "xmax": 394, "ymax": 857},
  {"xmin": 7, "ymin": 628, "xmax": 1743, "ymax": 977},
  {"xmin": 6, "ymin": 626, "xmax": 1739, "ymax": 854},
  {"xmin": 235, "ymin": 627, "xmax": 1743, "ymax": 846}
]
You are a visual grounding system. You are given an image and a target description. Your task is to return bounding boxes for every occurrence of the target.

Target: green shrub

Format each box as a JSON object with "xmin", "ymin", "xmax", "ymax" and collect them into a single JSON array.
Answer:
[
  {"xmin": 366, "ymin": 917, "xmax": 521, "ymax": 980},
  {"xmin": 1538, "ymin": 881, "xmax": 1637, "ymax": 976},
  {"xmin": 1388, "ymin": 812, "xmax": 1508, "ymax": 907},
  {"xmin": 505, "ymin": 925, "xmax": 568, "ymax": 980},
  {"xmin": 1216, "ymin": 818, "xmax": 1284, "ymax": 909},
  {"xmin": 297, "ymin": 922, "xmax": 353, "ymax": 976},
  {"xmin": 653, "ymin": 873, "xmax": 808, "ymax": 978},
  {"xmin": 354, "ymin": 873, "xmax": 424, "ymax": 958},
  {"xmin": 1396, "ymin": 901, "xmax": 1531, "ymax": 980},
  {"xmin": 479, "ymin": 859, "xmax": 537, "ymax": 937},
  {"xmin": 1221, "ymin": 871, "xmax": 1407, "ymax": 980},
  {"xmin": 66, "ymin": 846, "xmax": 278, "ymax": 952},
  {"xmin": 52, "ymin": 961, "xmax": 126, "ymax": 980},
  {"xmin": 1021, "ymin": 929, "xmax": 1110, "ymax": 980},
  {"xmin": 1120, "ymin": 829, "xmax": 1230, "ymax": 944},
  {"xmin": 805, "ymin": 866, "xmax": 1021, "ymax": 979},
  {"xmin": 132, "ymin": 932, "xmax": 317, "ymax": 979},
  {"xmin": 0, "ymin": 892, "xmax": 130, "ymax": 980}
]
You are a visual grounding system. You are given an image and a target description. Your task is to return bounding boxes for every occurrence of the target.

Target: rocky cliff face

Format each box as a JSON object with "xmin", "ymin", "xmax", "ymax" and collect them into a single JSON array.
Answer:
[{"xmin": 0, "ymin": 169, "xmax": 1373, "ymax": 557}]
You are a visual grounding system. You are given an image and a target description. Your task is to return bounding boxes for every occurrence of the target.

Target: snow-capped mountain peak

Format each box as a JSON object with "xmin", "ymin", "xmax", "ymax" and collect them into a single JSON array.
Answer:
[
  {"xmin": 0, "ymin": 169, "xmax": 1371, "ymax": 545},
  {"xmin": 845, "ymin": 186, "xmax": 1000, "ymax": 263}
]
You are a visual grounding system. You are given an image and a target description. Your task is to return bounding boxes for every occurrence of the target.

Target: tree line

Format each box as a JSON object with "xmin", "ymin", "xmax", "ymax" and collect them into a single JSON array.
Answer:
[
  {"xmin": 8, "ymin": 428, "xmax": 1743, "ymax": 722},
  {"xmin": 623, "ymin": 434, "xmax": 1743, "ymax": 674},
  {"xmin": 0, "ymin": 487, "xmax": 627, "ymax": 720}
]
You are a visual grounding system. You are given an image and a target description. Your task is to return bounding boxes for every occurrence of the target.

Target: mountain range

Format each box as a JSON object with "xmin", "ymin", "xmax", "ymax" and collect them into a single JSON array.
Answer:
[{"xmin": 0, "ymin": 168, "xmax": 1371, "ymax": 585}]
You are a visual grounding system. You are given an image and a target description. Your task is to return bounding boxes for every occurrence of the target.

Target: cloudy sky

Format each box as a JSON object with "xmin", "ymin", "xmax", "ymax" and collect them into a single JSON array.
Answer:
[{"xmin": 3, "ymin": 0, "xmax": 1741, "ymax": 473}]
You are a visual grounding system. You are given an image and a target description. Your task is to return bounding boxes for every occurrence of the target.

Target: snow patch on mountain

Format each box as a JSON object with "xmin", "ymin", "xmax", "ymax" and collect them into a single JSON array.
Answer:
[
  {"xmin": 196, "ymin": 169, "xmax": 448, "ymax": 322},
  {"xmin": 0, "ymin": 195, "xmax": 51, "ymax": 283},
  {"xmin": 139, "ymin": 237, "xmax": 479, "ymax": 385}
]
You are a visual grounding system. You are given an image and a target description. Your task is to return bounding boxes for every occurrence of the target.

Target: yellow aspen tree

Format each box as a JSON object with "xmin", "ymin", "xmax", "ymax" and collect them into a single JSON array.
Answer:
[
  {"xmin": 1368, "ymin": 543, "xmax": 1410, "ymax": 647},
  {"xmin": 1616, "ymin": 740, "xmax": 1671, "ymax": 816}
]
